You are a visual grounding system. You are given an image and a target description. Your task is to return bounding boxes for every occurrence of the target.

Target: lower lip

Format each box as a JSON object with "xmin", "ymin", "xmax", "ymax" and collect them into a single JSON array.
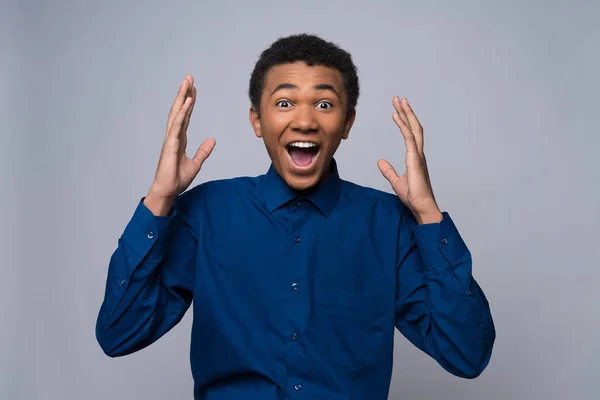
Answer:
[{"xmin": 286, "ymin": 148, "xmax": 320, "ymax": 173}]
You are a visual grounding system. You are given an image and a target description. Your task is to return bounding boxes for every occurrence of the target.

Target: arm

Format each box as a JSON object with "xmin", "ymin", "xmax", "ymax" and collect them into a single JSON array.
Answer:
[
  {"xmin": 95, "ymin": 191, "xmax": 199, "ymax": 357},
  {"xmin": 377, "ymin": 96, "xmax": 495, "ymax": 377},
  {"xmin": 96, "ymin": 74, "xmax": 215, "ymax": 357},
  {"xmin": 394, "ymin": 206, "xmax": 495, "ymax": 378}
]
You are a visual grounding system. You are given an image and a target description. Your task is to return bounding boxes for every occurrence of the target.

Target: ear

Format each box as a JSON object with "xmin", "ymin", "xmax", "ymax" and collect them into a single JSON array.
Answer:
[
  {"xmin": 341, "ymin": 110, "xmax": 356, "ymax": 140},
  {"xmin": 249, "ymin": 107, "xmax": 262, "ymax": 138}
]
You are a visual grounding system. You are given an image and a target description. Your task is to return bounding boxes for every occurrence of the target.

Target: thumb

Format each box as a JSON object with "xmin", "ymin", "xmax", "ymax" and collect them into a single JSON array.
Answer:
[
  {"xmin": 378, "ymin": 159, "xmax": 407, "ymax": 202},
  {"xmin": 377, "ymin": 159, "xmax": 401, "ymax": 186},
  {"xmin": 192, "ymin": 138, "xmax": 216, "ymax": 168}
]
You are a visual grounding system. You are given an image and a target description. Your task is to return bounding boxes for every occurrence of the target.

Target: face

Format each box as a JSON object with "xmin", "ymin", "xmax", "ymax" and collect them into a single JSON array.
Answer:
[{"xmin": 250, "ymin": 61, "xmax": 356, "ymax": 191}]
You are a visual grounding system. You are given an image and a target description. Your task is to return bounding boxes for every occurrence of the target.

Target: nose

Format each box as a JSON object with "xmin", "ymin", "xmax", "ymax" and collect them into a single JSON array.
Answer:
[{"xmin": 291, "ymin": 106, "xmax": 318, "ymax": 133}]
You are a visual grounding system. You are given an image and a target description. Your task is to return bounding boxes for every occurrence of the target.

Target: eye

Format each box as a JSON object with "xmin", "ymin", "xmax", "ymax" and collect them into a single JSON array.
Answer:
[
  {"xmin": 316, "ymin": 101, "xmax": 333, "ymax": 109},
  {"xmin": 276, "ymin": 100, "xmax": 292, "ymax": 108}
]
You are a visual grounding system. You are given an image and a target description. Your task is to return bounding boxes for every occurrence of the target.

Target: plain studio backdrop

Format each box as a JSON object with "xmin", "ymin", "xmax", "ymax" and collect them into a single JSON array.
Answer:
[{"xmin": 2, "ymin": 0, "xmax": 599, "ymax": 399}]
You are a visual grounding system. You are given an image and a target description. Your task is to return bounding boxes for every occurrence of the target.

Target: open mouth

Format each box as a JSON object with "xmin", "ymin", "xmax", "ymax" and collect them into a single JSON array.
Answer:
[{"xmin": 287, "ymin": 141, "xmax": 320, "ymax": 168}]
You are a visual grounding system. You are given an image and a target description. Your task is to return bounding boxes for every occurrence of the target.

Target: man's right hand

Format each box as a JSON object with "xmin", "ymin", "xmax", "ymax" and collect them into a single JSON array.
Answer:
[{"xmin": 144, "ymin": 75, "xmax": 216, "ymax": 216}]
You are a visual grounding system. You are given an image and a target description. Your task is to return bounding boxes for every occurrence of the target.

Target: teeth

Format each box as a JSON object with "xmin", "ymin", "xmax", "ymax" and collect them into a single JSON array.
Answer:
[{"xmin": 288, "ymin": 141, "xmax": 318, "ymax": 148}]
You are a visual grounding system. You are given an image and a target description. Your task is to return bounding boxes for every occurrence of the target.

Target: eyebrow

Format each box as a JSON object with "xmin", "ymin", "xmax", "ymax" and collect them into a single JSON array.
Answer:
[{"xmin": 270, "ymin": 83, "xmax": 340, "ymax": 99}]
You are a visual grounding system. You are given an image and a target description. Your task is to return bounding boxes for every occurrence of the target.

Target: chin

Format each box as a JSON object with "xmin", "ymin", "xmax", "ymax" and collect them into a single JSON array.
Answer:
[{"xmin": 283, "ymin": 173, "xmax": 322, "ymax": 191}]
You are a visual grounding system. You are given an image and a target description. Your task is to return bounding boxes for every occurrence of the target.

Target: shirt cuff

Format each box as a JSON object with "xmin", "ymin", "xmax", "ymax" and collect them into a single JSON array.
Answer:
[
  {"xmin": 120, "ymin": 197, "xmax": 178, "ymax": 263},
  {"xmin": 411, "ymin": 212, "xmax": 469, "ymax": 268}
]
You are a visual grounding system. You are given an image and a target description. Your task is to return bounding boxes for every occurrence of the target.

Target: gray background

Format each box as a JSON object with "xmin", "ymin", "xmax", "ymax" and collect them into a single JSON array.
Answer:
[{"xmin": 2, "ymin": 0, "xmax": 599, "ymax": 399}]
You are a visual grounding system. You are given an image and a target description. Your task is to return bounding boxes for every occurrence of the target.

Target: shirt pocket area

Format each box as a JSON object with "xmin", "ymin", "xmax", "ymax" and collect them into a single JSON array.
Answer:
[{"xmin": 314, "ymin": 288, "xmax": 392, "ymax": 369}]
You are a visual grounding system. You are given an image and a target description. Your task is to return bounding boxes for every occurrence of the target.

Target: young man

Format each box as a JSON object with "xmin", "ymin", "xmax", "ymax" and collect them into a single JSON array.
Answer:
[{"xmin": 96, "ymin": 33, "xmax": 495, "ymax": 399}]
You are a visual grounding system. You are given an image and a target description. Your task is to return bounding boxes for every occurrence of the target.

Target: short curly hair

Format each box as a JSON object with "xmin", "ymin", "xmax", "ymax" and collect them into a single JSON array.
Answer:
[{"xmin": 249, "ymin": 33, "xmax": 360, "ymax": 118}]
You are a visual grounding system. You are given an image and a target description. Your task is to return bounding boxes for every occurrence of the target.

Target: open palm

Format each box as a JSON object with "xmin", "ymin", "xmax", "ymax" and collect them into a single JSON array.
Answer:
[
  {"xmin": 150, "ymin": 75, "xmax": 216, "ymax": 201},
  {"xmin": 377, "ymin": 97, "xmax": 442, "ymax": 224}
]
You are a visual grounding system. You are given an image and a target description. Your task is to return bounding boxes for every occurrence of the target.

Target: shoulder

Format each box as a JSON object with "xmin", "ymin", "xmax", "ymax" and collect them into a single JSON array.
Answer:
[
  {"xmin": 171, "ymin": 176, "xmax": 261, "ymax": 213},
  {"xmin": 339, "ymin": 179, "xmax": 406, "ymax": 216},
  {"xmin": 340, "ymin": 179, "xmax": 398, "ymax": 204},
  {"xmin": 176, "ymin": 175, "xmax": 262, "ymax": 208}
]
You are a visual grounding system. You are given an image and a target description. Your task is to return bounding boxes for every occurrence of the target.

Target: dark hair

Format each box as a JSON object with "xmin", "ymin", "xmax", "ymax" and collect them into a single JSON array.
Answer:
[{"xmin": 249, "ymin": 33, "xmax": 360, "ymax": 117}]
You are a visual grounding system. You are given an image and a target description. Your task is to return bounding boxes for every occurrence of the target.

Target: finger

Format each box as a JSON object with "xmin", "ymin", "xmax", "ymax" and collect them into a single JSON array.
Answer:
[
  {"xmin": 181, "ymin": 85, "xmax": 196, "ymax": 135},
  {"xmin": 392, "ymin": 112, "xmax": 420, "ymax": 164},
  {"xmin": 394, "ymin": 97, "xmax": 424, "ymax": 157},
  {"xmin": 167, "ymin": 77, "xmax": 190, "ymax": 134},
  {"xmin": 192, "ymin": 138, "xmax": 216, "ymax": 167},
  {"xmin": 377, "ymin": 159, "xmax": 408, "ymax": 202},
  {"xmin": 167, "ymin": 95, "xmax": 193, "ymax": 140},
  {"xmin": 394, "ymin": 97, "xmax": 424, "ymax": 156},
  {"xmin": 393, "ymin": 97, "xmax": 410, "ymax": 128},
  {"xmin": 401, "ymin": 98, "xmax": 424, "ymax": 155},
  {"xmin": 377, "ymin": 159, "xmax": 401, "ymax": 186},
  {"xmin": 180, "ymin": 86, "xmax": 196, "ymax": 151}
]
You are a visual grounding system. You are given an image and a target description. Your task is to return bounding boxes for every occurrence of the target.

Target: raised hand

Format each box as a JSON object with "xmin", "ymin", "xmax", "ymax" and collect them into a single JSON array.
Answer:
[
  {"xmin": 377, "ymin": 97, "xmax": 442, "ymax": 224},
  {"xmin": 145, "ymin": 75, "xmax": 216, "ymax": 215}
]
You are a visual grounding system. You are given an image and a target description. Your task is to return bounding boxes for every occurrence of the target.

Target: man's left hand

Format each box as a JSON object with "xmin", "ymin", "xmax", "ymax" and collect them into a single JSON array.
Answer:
[{"xmin": 378, "ymin": 97, "xmax": 443, "ymax": 225}]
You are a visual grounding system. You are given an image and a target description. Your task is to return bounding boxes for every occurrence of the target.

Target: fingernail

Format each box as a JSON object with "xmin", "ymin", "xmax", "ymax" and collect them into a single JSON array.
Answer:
[{"xmin": 404, "ymin": 98, "xmax": 409, "ymax": 106}]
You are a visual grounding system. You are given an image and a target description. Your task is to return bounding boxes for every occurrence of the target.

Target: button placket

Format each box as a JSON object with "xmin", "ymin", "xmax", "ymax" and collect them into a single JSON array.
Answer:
[{"xmin": 286, "ymin": 203, "xmax": 307, "ymax": 389}]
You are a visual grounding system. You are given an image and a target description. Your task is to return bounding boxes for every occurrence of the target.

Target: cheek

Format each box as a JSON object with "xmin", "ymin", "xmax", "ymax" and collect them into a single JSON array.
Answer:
[
  {"xmin": 320, "ymin": 117, "xmax": 347, "ymax": 141},
  {"xmin": 324, "ymin": 137, "xmax": 343, "ymax": 153},
  {"xmin": 262, "ymin": 114, "xmax": 288, "ymax": 139}
]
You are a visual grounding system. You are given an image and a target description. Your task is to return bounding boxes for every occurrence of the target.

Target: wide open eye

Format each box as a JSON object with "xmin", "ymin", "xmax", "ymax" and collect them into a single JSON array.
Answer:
[
  {"xmin": 276, "ymin": 100, "xmax": 292, "ymax": 108},
  {"xmin": 316, "ymin": 101, "xmax": 333, "ymax": 109}
]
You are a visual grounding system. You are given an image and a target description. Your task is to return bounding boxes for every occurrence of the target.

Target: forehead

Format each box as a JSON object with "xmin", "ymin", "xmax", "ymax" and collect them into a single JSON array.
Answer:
[{"xmin": 263, "ymin": 62, "xmax": 344, "ymax": 93}]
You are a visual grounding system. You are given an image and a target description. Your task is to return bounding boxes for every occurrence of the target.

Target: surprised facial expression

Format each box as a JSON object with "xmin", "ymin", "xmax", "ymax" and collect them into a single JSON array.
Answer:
[{"xmin": 250, "ymin": 62, "xmax": 356, "ymax": 191}]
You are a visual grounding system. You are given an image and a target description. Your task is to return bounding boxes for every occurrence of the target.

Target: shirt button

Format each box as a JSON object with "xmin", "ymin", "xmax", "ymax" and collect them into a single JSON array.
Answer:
[
  {"xmin": 294, "ymin": 384, "xmax": 302, "ymax": 391},
  {"xmin": 147, "ymin": 231, "xmax": 155, "ymax": 239},
  {"xmin": 291, "ymin": 333, "xmax": 298, "ymax": 341},
  {"xmin": 294, "ymin": 236, "xmax": 301, "ymax": 243},
  {"xmin": 291, "ymin": 283, "xmax": 299, "ymax": 291},
  {"xmin": 296, "ymin": 201, "xmax": 301, "ymax": 207},
  {"xmin": 441, "ymin": 238, "xmax": 448, "ymax": 245},
  {"xmin": 120, "ymin": 280, "xmax": 126, "ymax": 285}
]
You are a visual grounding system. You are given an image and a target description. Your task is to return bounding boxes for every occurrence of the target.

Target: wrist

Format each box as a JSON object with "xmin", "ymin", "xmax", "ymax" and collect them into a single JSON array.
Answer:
[
  {"xmin": 415, "ymin": 209, "xmax": 443, "ymax": 225},
  {"xmin": 144, "ymin": 192, "xmax": 176, "ymax": 216}
]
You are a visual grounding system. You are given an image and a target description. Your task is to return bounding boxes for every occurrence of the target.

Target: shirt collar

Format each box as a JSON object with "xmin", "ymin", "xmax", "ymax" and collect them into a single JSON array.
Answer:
[{"xmin": 261, "ymin": 158, "xmax": 342, "ymax": 217}]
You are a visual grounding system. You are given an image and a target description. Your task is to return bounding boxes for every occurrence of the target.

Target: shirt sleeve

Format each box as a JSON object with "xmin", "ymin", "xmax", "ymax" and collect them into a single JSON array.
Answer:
[
  {"xmin": 95, "ymin": 188, "xmax": 200, "ymax": 357},
  {"xmin": 394, "ymin": 206, "xmax": 496, "ymax": 378}
]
